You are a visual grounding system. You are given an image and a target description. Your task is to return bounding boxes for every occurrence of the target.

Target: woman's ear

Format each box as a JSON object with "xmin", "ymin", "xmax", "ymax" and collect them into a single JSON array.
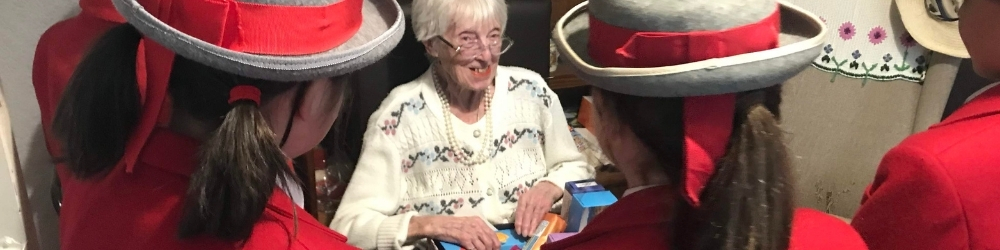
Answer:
[{"xmin": 423, "ymin": 40, "xmax": 439, "ymax": 58}]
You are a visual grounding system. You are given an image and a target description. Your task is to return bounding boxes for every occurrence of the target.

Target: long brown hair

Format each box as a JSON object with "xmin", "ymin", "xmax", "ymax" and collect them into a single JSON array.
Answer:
[
  {"xmin": 51, "ymin": 24, "xmax": 328, "ymax": 241},
  {"xmin": 593, "ymin": 85, "xmax": 793, "ymax": 250}
]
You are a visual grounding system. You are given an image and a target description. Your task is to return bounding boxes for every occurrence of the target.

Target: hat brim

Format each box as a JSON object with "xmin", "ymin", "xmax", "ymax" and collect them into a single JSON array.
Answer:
[
  {"xmin": 113, "ymin": 0, "xmax": 405, "ymax": 82},
  {"xmin": 551, "ymin": 0, "xmax": 827, "ymax": 97},
  {"xmin": 895, "ymin": 0, "xmax": 969, "ymax": 58}
]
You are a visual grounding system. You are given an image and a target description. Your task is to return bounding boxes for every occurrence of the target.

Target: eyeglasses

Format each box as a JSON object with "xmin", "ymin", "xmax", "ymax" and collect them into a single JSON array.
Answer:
[
  {"xmin": 926, "ymin": 0, "xmax": 963, "ymax": 21},
  {"xmin": 437, "ymin": 35, "xmax": 514, "ymax": 59}
]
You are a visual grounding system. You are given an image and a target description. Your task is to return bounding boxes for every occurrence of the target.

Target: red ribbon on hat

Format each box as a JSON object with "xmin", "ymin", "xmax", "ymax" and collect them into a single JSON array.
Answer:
[
  {"xmin": 169, "ymin": 0, "xmax": 362, "ymax": 55},
  {"xmin": 120, "ymin": 0, "xmax": 363, "ymax": 173},
  {"xmin": 587, "ymin": 7, "xmax": 781, "ymax": 207}
]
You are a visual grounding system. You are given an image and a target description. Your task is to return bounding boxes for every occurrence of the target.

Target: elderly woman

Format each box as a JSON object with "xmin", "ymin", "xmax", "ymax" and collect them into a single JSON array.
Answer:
[{"xmin": 330, "ymin": 0, "xmax": 593, "ymax": 249}]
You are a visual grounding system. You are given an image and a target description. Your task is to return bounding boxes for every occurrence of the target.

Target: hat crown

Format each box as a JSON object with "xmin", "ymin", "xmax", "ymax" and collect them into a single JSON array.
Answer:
[{"xmin": 588, "ymin": 0, "xmax": 777, "ymax": 32}]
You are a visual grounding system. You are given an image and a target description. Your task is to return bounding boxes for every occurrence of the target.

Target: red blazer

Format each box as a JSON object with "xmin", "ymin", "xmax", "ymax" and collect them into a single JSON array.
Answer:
[
  {"xmin": 542, "ymin": 186, "xmax": 868, "ymax": 250},
  {"xmin": 852, "ymin": 85, "xmax": 1000, "ymax": 250},
  {"xmin": 32, "ymin": 0, "xmax": 126, "ymax": 159},
  {"xmin": 58, "ymin": 128, "xmax": 358, "ymax": 250}
]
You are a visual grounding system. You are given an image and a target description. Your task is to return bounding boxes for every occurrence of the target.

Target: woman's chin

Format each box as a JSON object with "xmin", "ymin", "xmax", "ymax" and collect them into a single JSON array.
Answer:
[
  {"xmin": 454, "ymin": 75, "xmax": 495, "ymax": 91},
  {"xmin": 468, "ymin": 79, "xmax": 494, "ymax": 90}
]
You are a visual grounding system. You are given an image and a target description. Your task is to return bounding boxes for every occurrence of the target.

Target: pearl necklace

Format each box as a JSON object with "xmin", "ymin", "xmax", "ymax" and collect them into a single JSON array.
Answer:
[{"xmin": 434, "ymin": 71, "xmax": 494, "ymax": 166}]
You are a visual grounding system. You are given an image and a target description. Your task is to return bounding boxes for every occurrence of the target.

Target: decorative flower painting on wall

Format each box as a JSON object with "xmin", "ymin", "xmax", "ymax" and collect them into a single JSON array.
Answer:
[{"xmin": 789, "ymin": 0, "xmax": 932, "ymax": 85}]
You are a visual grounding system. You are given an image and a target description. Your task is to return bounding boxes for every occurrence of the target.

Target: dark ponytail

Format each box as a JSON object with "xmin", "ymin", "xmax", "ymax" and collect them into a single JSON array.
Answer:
[
  {"xmin": 167, "ymin": 56, "xmax": 302, "ymax": 241},
  {"xmin": 692, "ymin": 86, "xmax": 793, "ymax": 250},
  {"xmin": 52, "ymin": 24, "xmax": 143, "ymax": 178},
  {"xmin": 594, "ymin": 85, "xmax": 792, "ymax": 250},
  {"xmin": 177, "ymin": 97, "xmax": 296, "ymax": 241},
  {"xmin": 54, "ymin": 23, "xmax": 326, "ymax": 242}
]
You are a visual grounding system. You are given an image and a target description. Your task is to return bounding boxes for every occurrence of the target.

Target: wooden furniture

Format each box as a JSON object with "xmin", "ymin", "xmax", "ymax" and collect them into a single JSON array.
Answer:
[
  {"xmin": 548, "ymin": 0, "xmax": 587, "ymax": 90},
  {"xmin": 549, "ymin": 62, "xmax": 587, "ymax": 90},
  {"xmin": 293, "ymin": 148, "xmax": 324, "ymax": 218}
]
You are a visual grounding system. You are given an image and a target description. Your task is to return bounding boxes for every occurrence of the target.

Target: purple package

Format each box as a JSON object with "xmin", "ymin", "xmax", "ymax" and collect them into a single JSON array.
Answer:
[{"xmin": 546, "ymin": 233, "xmax": 577, "ymax": 243}]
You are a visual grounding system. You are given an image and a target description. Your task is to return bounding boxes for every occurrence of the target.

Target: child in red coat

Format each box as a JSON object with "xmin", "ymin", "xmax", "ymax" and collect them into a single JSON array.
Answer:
[
  {"xmin": 33, "ymin": 0, "xmax": 124, "ymax": 178},
  {"xmin": 50, "ymin": 0, "xmax": 404, "ymax": 249},
  {"xmin": 546, "ymin": 0, "xmax": 868, "ymax": 249},
  {"xmin": 853, "ymin": 0, "xmax": 1000, "ymax": 249}
]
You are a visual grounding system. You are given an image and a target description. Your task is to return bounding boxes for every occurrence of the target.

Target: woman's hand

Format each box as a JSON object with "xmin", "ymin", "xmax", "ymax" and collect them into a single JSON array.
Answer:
[
  {"xmin": 410, "ymin": 215, "xmax": 500, "ymax": 250},
  {"xmin": 514, "ymin": 181, "xmax": 563, "ymax": 237}
]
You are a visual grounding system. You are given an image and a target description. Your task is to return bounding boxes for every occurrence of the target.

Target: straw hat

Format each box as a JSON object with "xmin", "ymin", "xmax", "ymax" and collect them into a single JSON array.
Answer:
[
  {"xmin": 551, "ymin": 0, "xmax": 826, "ymax": 97},
  {"xmin": 896, "ymin": 0, "xmax": 969, "ymax": 58},
  {"xmin": 112, "ymin": 0, "xmax": 405, "ymax": 81},
  {"xmin": 551, "ymin": 0, "xmax": 826, "ymax": 207}
]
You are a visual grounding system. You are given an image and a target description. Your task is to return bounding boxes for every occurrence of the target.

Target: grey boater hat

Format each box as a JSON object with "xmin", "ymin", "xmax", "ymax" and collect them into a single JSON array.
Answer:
[
  {"xmin": 551, "ymin": 0, "xmax": 827, "ymax": 208},
  {"xmin": 112, "ymin": 0, "xmax": 405, "ymax": 81},
  {"xmin": 551, "ymin": 0, "xmax": 827, "ymax": 97},
  {"xmin": 111, "ymin": 0, "xmax": 405, "ymax": 172}
]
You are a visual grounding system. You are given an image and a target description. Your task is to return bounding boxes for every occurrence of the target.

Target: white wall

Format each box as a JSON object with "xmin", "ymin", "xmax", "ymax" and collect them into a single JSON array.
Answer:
[
  {"xmin": 0, "ymin": 0, "xmax": 82, "ymax": 249},
  {"xmin": 0, "ymin": 81, "xmax": 37, "ymax": 250}
]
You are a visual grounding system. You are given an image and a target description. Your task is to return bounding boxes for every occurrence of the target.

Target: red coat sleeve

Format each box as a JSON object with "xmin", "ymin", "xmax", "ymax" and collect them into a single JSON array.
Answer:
[
  {"xmin": 790, "ymin": 208, "xmax": 868, "ymax": 250},
  {"xmin": 851, "ymin": 145, "xmax": 968, "ymax": 250},
  {"xmin": 32, "ymin": 26, "xmax": 56, "ymax": 155}
]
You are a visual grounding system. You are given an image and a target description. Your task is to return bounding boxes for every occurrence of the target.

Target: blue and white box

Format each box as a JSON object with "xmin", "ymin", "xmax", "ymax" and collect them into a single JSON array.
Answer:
[
  {"xmin": 564, "ymin": 190, "xmax": 616, "ymax": 232},
  {"xmin": 559, "ymin": 180, "xmax": 605, "ymax": 220}
]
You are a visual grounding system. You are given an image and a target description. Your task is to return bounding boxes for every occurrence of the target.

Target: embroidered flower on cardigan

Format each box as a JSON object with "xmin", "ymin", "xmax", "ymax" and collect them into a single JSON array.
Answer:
[
  {"xmin": 380, "ymin": 93, "xmax": 428, "ymax": 135},
  {"xmin": 439, "ymin": 198, "xmax": 463, "ymax": 214},
  {"xmin": 468, "ymin": 197, "xmax": 485, "ymax": 208},
  {"xmin": 394, "ymin": 197, "xmax": 487, "ymax": 215},
  {"xmin": 401, "ymin": 146, "xmax": 472, "ymax": 172},
  {"xmin": 395, "ymin": 203, "xmax": 432, "ymax": 214},
  {"xmin": 501, "ymin": 179, "xmax": 538, "ymax": 204},
  {"xmin": 507, "ymin": 77, "xmax": 552, "ymax": 107},
  {"xmin": 400, "ymin": 128, "xmax": 545, "ymax": 172},
  {"xmin": 491, "ymin": 129, "xmax": 545, "ymax": 157}
]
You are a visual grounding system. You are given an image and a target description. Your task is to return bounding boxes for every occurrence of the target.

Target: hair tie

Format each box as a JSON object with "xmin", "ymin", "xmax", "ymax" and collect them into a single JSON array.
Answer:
[{"xmin": 228, "ymin": 85, "xmax": 262, "ymax": 106}]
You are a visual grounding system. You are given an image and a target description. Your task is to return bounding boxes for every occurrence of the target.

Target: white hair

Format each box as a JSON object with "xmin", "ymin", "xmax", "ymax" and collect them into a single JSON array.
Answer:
[{"xmin": 410, "ymin": 0, "xmax": 508, "ymax": 42}]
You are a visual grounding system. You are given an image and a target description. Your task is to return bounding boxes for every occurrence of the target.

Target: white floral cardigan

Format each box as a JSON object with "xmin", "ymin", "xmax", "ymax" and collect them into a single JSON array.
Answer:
[{"xmin": 330, "ymin": 66, "xmax": 593, "ymax": 250}]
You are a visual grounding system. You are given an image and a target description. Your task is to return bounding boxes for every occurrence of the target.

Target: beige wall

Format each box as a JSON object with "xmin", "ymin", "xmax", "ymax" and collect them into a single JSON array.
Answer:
[
  {"xmin": 782, "ymin": 68, "xmax": 918, "ymax": 217},
  {"xmin": 0, "ymin": 1, "xmax": 81, "ymax": 249},
  {"xmin": 781, "ymin": 56, "xmax": 959, "ymax": 218}
]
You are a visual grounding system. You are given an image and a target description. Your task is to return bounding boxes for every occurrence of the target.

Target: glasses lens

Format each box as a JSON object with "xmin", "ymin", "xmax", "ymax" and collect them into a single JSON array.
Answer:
[{"xmin": 455, "ymin": 37, "xmax": 514, "ymax": 58}]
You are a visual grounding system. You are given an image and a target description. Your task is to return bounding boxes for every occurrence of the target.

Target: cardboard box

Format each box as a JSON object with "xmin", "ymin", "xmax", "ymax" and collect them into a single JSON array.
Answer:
[
  {"xmin": 565, "ymin": 190, "xmax": 617, "ymax": 232},
  {"xmin": 559, "ymin": 179, "xmax": 605, "ymax": 221}
]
